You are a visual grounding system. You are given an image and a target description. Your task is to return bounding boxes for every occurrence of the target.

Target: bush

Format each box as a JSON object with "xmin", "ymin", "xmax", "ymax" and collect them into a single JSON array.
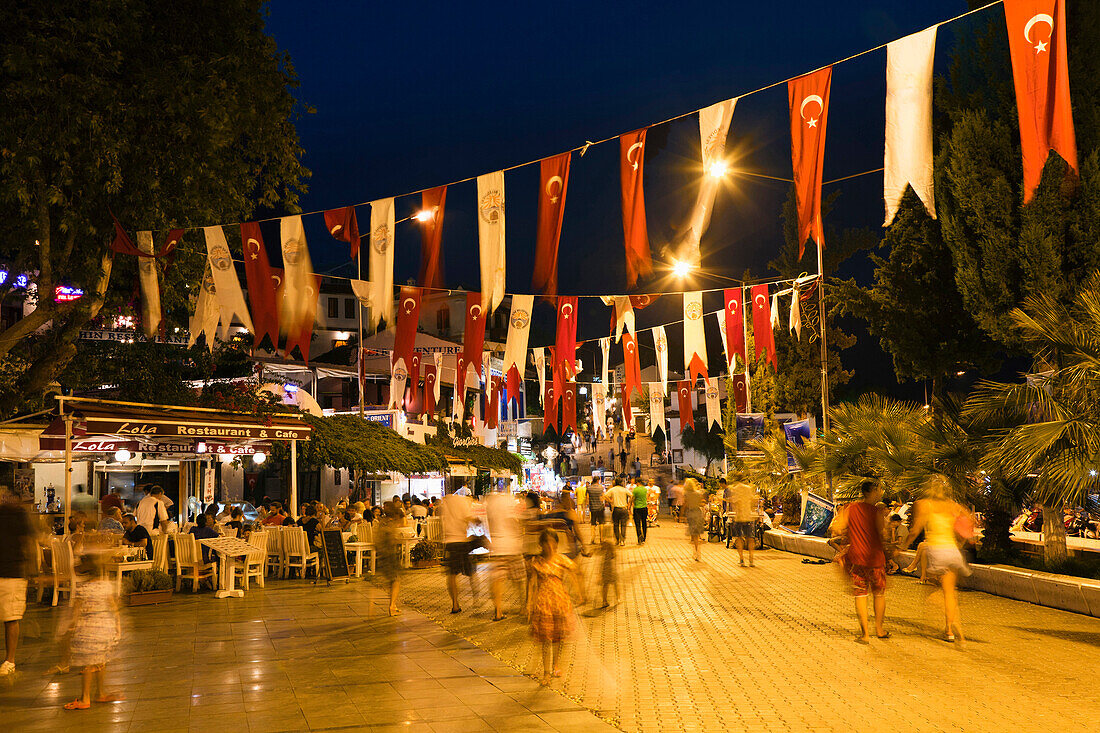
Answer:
[
  {"xmin": 124, "ymin": 569, "xmax": 173, "ymax": 594},
  {"xmin": 409, "ymin": 540, "xmax": 439, "ymax": 563}
]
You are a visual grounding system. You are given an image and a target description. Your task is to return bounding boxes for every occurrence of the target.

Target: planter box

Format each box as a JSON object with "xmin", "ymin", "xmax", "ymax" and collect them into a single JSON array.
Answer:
[
  {"xmin": 412, "ymin": 559, "xmax": 438, "ymax": 569},
  {"xmin": 126, "ymin": 589, "xmax": 173, "ymax": 606}
]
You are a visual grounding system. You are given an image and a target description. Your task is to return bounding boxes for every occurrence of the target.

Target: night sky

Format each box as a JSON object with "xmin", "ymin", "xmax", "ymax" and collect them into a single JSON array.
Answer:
[{"xmin": 262, "ymin": 0, "xmax": 989, "ymax": 399}]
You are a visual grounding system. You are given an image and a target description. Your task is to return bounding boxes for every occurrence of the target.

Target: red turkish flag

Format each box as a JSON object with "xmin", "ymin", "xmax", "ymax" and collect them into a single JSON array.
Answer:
[
  {"xmin": 1004, "ymin": 0, "xmax": 1077, "ymax": 202},
  {"xmin": 240, "ymin": 223, "xmax": 279, "ymax": 351},
  {"xmin": 723, "ymin": 288, "xmax": 746, "ymax": 370},
  {"xmin": 621, "ymin": 383, "xmax": 634, "ymax": 431},
  {"xmin": 555, "ymin": 296, "xmax": 578, "ymax": 380},
  {"xmin": 487, "ymin": 376, "xmax": 503, "ymax": 430},
  {"xmin": 407, "ymin": 351, "xmax": 422, "ymax": 414},
  {"xmin": 506, "ymin": 364, "xmax": 523, "ymax": 409},
  {"xmin": 788, "ymin": 67, "xmax": 832, "ymax": 259},
  {"xmin": 276, "ymin": 270, "xmax": 320, "ymax": 364},
  {"xmin": 676, "ymin": 381, "xmax": 694, "ymax": 433},
  {"xmin": 543, "ymin": 371, "xmax": 558, "ymax": 435},
  {"xmin": 622, "ymin": 332, "xmax": 642, "ymax": 399},
  {"xmin": 393, "ymin": 286, "xmax": 421, "ymax": 376},
  {"xmin": 620, "ymin": 128, "xmax": 653, "ymax": 287},
  {"xmin": 463, "ymin": 292, "xmax": 487, "ymax": 381},
  {"xmin": 418, "ymin": 186, "xmax": 447, "ymax": 288},
  {"xmin": 323, "ymin": 206, "xmax": 361, "ymax": 260},
  {"xmin": 424, "ymin": 363, "xmax": 438, "ymax": 415},
  {"xmin": 750, "ymin": 284, "xmax": 777, "ymax": 369},
  {"xmin": 731, "ymin": 373, "xmax": 748, "ymax": 413},
  {"xmin": 561, "ymin": 381, "xmax": 578, "ymax": 434},
  {"xmin": 533, "ymin": 153, "xmax": 571, "ymax": 296}
]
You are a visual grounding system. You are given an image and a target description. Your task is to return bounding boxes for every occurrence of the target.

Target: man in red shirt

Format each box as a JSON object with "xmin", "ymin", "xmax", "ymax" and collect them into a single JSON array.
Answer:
[{"xmin": 831, "ymin": 479, "xmax": 888, "ymax": 643}]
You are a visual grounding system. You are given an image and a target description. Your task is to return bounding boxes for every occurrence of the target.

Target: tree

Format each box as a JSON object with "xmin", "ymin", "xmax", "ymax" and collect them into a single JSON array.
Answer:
[
  {"xmin": 680, "ymin": 418, "xmax": 725, "ymax": 476},
  {"xmin": 0, "ymin": 1, "xmax": 308, "ymax": 415},
  {"xmin": 963, "ymin": 275, "xmax": 1100, "ymax": 566}
]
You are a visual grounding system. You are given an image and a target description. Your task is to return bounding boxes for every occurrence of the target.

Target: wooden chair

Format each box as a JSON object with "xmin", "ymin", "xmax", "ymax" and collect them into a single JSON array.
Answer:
[
  {"xmin": 282, "ymin": 527, "xmax": 319, "ymax": 579},
  {"xmin": 235, "ymin": 531, "xmax": 267, "ymax": 590},
  {"xmin": 48, "ymin": 537, "xmax": 76, "ymax": 606},
  {"xmin": 173, "ymin": 533, "xmax": 217, "ymax": 592},
  {"xmin": 150, "ymin": 534, "xmax": 169, "ymax": 572}
]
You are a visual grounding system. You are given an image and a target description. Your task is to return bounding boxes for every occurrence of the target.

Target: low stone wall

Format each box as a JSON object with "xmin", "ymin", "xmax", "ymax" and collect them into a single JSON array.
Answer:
[{"xmin": 763, "ymin": 529, "xmax": 1100, "ymax": 619}]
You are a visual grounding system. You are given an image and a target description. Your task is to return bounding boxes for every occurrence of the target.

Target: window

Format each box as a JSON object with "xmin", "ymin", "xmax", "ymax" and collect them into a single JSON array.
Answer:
[
  {"xmin": 344, "ymin": 298, "xmax": 355, "ymax": 320},
  {"xmin": 327, "ymin": 298, "xmax": 339, "ymax": 318},
  {"xmin": 437, "ymin": 305, "xmax": 450, "ymax": 334}
]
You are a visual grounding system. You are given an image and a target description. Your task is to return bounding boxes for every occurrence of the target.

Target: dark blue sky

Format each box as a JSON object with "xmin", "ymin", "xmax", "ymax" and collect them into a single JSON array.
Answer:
[{"xmin": 263, "ymin": 0, "xmax": 989, "ymax": 395}]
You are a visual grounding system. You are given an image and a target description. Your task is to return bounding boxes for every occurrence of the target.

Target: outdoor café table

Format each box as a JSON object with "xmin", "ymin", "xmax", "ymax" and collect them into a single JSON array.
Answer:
[
  {"xmin": 199, "ymin": 537, "xmax": 257, "ymax": 599},
  {"xmin": 104, "ymin": 546, "xmax": 153, "ymax": 595},
  {"xmin": 396, "ymin": 528, "xmax": 419, "ymax": 568},
  {"xmin": 345, "ymin": 541, "xmax": 374, "ymax": 577}
]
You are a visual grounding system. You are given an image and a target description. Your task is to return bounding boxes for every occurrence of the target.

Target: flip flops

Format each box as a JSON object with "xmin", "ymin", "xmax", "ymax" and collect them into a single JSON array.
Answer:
[{"xmin": 63, "ymin": 700, "xmax": 91, "ymax": 710}]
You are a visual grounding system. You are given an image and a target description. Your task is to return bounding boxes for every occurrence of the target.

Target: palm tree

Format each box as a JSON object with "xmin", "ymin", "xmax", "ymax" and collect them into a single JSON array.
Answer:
[{"xmin": 964, "ymin": 275, "xmax": 1100, "ymax": 566}]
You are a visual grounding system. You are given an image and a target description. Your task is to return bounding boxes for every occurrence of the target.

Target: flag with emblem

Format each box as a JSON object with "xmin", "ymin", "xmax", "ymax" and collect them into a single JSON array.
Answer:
[
  {"xmin": 652, "ymin": 326, "xmax": 669, "ymax": 395},
  {"xmin": 683, "ymin": 291, "xmax": 708, "ymax": 385},
  {"xmin": 532, "ymin": 347, "xmax": 546, "ymax": 406},
  {"xmin": 750, "ymin": 284, "xmax": 777, "ymax": 369},
  {"xmin": 503, "ymin": 294, "xmax": 533, "ymax": 402},
  {"xmin": 1004, "ymin": 0, "xmax": 1077, "ymax": 202},
  {"xmin": 240, "ymin": 222, "xmax": 279, "ymax": 350},
  {"xmin": 133, "ymin": 229, "xmax": 182, "ymax": 338},
  {"xmin": 278, "ymin": 215, "xmax": 317, "ymax": 341},
  {"xmin": 463, "ymin": 292, "xmax": 487, "ymax": 383},
  {"xmin": 884, "ymin": 27, "xmax": 937, "ymax": 225},
  {"xmin": 600, "ymin": 337, "xmax": 611, "ymax": 390},
  {"xmin": 533, "ymin": 153, "xmax": 571, "ymax": 296},
  {"xmin": 592, "ymin": 383, "xmax": 607, "ymax": 437},
  {"xmin": 788, "ymin": 67, "xmax": 831, "ymax": 259},
  {"xmin": 620, "ymin": 128, "xmax": 653, "ymax": 287},
  {"xmin": 555, "ymin": 296, "xmax": 578, "ymax": 380},
  {"xmin": 188, "ymin": 262, "xmax": 220, "ymax": 350},
  {"xmin": 367, "ymin": 198, "xmax": 395, "ymax": 328},
  {"xmin": 704, "ymin": 378, "xmax": 721, "ymax": 430},
  {"xmin": 476, "ymin": 171, "xmax": 507, "ymax": 315},
  {"xmin": 648, "ymin": 383, "xmax": 665, "ymax": 438},
  {"xmin": 203, "ymin": 226, "xmax": 254, "ymax": 339},
  {"xmin": 276, "ymin": 269, "xmax": 320, "ymax": 364},
  {"xmin": 418, "ymin": 186, "xmax": 447, "ymax": 288},
  {"xmin": 323, "ymin": 206, "xmax": 361, "ymax": 260},
  {"xmin": 683, "ymin": 98, "xmax": 736, "ymax": 262},
  {"xmin": 676, "ymin": 380, "xmax": 694, "ymax": 432},
  {"xmin": 389, "ymin": 363, "xmax": 408, "ymax": 410},
  {"xmin": 790, "ymin": 287, "xmax": 802, "ymax": 340}
]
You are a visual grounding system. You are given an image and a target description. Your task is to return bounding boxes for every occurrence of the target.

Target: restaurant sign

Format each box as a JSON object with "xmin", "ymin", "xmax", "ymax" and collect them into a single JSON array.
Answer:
[
  {"xmin": 85, "ymin": 418, "xmax": 310, "ymax": 440},
  {"xmin": 41, "ymin": 438, "xmax": 271, "ymax": 455},
  {"xmin": 80, "ymin": 330, "xmax": 190, "ymax": 346}
]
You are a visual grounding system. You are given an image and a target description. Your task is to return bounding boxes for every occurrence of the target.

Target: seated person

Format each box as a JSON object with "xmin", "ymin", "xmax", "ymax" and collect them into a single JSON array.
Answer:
[
  {"xmin": 410, "ymin": 497, "xmax": 429, "ymax": 520},
  {"xmin": 1022, "ymin": 505, "xmax": 1043, "ymax": 533},
  {"xmin": 261, "ymin": 502, "xmax": 287, "ymax": 526},
  {"xmin": 99, "ymin": 507, "xmax": 125, "ymax": 535},
  {"xmin": 224, "ymin": 507, "xmax": 245, "ymax": 538},
  {"xmin": 189, "ymin": 513, "xmax": 220, "ymax": 562},
  {"xmin": 297, "ymin": 505, "xmax": 321, "ymax": 547},
  {"xmin": 122, "ymin": 513, "xmax": 152, "ymax": 555}
]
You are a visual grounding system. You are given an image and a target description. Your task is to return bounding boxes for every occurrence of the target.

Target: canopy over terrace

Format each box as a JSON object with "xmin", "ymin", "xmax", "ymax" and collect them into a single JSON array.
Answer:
[{"xmin": 39, "ymin": 397, "xmax": 310, "ymax": 530}]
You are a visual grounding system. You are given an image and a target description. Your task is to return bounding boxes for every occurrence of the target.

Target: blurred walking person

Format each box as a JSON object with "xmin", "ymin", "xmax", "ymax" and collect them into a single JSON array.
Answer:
[
  {"xmin": 377, "ymin": 500, "xmax": 405, "ymax": 616},
  {"xmin": 605, "ymin": 479, "xmax": 632, "ymax": 546},
  {"xmin": 683, "ymin": 478, "xmax": 705, "ymax": 562},
  {"xmin": 831, "ymin": 479, "xmax": 889, "ymax": 643},
  {"xmin": 0, "ymin": 487, "xmax": 34, "ymax": 678},
  {"xmin": 728, "ymin": 474, "xmax": 759, "ymax": 567},
  {"xmin": 528, "ymin": 529, "xmax": 582, "ymax": 685},
  {"xmin": 904, "ymin": 475, "xmax": 974, "ymax": 645},
  {"xmin": 441, "ymin": 487, "xmax": 477, "ymax": 614},
  {"xmin": 485, "ymin": 489, "xmax": 526, "ymax": 621},
  {"xmin": 587, "ymin": 480, "xmax": 606, "ymax": 544},
  {"xmin": 62, "ymin": 553, "xmax": 122, "ymax": 709}
]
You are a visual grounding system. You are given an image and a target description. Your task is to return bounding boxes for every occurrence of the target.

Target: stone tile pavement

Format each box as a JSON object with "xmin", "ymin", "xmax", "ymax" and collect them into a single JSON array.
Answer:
[
  {"xmin": 0, "ymin": 573, "xmax": 616, "ymax": 732},
  {"xmin": 397, "ymin": 520, "xmax": 1100, "ymax": 733}
]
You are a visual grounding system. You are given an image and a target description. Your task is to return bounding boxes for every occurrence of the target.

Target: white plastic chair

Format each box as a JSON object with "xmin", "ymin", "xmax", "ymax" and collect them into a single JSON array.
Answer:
[
  {"xmin": 173, "ymin": 533, "xmax": 217, "ymax": 592},
  {"xmin": 235, "ymin": 531, "xmax": 267, "ymax": 590},
  {"xmin": 266, "ymin": 529, "xmax": 285, "ymax": 578},
  {"xmin": 32, "ymin": 543, "xmax": 56, "ymax": 602},
  {"xmin": 150, "ymin": 534, "xmax": 169, "ymax": 572},
  {"xmin": 48, "ymin": 537, "xmax": 76, "ymax": 606},
  {"xmin": 425, "ymin": 517, "xmax": 443, "ymax": 542},
  {"xmin": 282, "ymin": 527, "xmax": 319, "ymax": 579}
]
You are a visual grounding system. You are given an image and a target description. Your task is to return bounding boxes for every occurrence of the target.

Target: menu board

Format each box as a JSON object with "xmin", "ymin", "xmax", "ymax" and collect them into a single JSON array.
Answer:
[{"xmin": 319, "ymin": 529, "xmax": 350, "ymax": 580}]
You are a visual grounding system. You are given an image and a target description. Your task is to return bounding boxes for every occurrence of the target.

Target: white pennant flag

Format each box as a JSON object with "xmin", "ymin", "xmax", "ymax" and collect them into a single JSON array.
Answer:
[
  {"xmin": 790, "ymin": 290, "xmax": 802, "ymax": 340},
  {"xmin": 652, "ymin": 326, "xmax": 669, "ymax": 395},
  {"xmin": 683, "ymin": 98, "xmax": 737, "ymax": 262},
  {"xmin": 188, "ymin": 263, "xmax": 220, "ymax": 350},
  {"xmin": 532, "ymin": 347, "xmax": 546, "ymax": 406},
  {"xmin": 389, "ymin": 358, "xmax": 408, "ymax": 409},
  {"xmin": 135, "ymin": 231, "xmax": 162, "ymax": 338},
  {"xmin": 715, "ymin": 312, "xmax": 729, "ymax": 368},
  {"xmin": 368, "ymin": 198, "xmax": 395, "ymax": 328},
  {"xmin": 884, "ymin": 26, "xmax": 937, "ymax": 225},
  {"xmin": 203, "ymin": 226, "xmax": 254, "ymax": 339},
  {"xmin": 432, "ymin": 353, "xmax": 443, "ymax": 403},
  {"xmin": 704, "ymin": 378, "xmax": 721, "ymax": 430},
  {"xmin": 452, "ymin": 354, "xmax": 465, "ymax": 422},
  {"xmin": 350, "ymin": 280, "xmax": 371, "ymax": 313},
  {"xmin": 592, "ymin": 383, "xmax": 606, "ymax": 437},
  {"xmin": 770, "ymin": 295, "xmax": 780, "ymax": 330},
  {"xmin": 648, "ymin": 383, "xmax": 665, "ymax": 437},
  {"xmin": 476, "ymin": 171, "xmax": 507, "ymax": 315},
  {"xmin": 279, "ymin": 215, "xmax": 315, "ymax": 335},
  {"xmin": 683, "ymin": 291, "xmax": 708, "ymax": 380},
  {"xmin": 600, "ymin": 296, "xmax": 634, "ymax": 342},
  {"xmin": 502, "ymin": 294, "xmax": 533, "ymax": 383},
  {"xmin": 600, "ymin": 337, "xmax": 611, "ymax": 388}
]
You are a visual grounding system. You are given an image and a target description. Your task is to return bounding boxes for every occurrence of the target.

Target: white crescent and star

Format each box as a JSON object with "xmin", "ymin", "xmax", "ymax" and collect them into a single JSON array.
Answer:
[
  {"xmin": 626, "ymin": 142, "xmax": 644, "ymax": 171},
  {"xmin": 800, "ymin": 94, "xmax": 824, "ymax": 128},
  {"xmin": 561, "ymin": 302, "xmax": 574, "ymax": 319},
  {"xmin": 403, "ymin": 297, "xmax": 417, "ymax": 314},
  {"xmin": 1024, "ymin": 13, "xmax": 1054, "ymax": 53},
  {"xmin": 247, "ymin": 237, "xmax": 261, "ymax": 261},
  {"xmin": 470, "ymin": 304, "xmax": 482, "ymax": 320},
  {"xmin": 545, "ymin": 175, "xmax": 564, "ymax": 204},
  {"xmin": 755, "ymin": 294, "xmax": 767, "ymax": 308},
  {"xmin": 727, "ymin": 299, "xmax": 738, "ymax": 314}
]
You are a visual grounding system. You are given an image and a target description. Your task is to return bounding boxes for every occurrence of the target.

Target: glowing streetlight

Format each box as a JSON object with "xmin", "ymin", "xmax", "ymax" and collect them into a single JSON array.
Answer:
[
  {"xmin": 114, "ymin": 449, "xmax": 132, "ymax": 462},
  {"xmin": 672, "ymin": 260, "xmax": 693, "ymax": 278},
  {"xmin": 707, "ymin": 160, "xmax": 729, "ymax": 178},
  {"xmin": 413, "ymin": 208, "xmax": 435, "ymax": 223},
  {"xmin": 252, "ymin": 452, "xmax": 267, "ymax": 465}
]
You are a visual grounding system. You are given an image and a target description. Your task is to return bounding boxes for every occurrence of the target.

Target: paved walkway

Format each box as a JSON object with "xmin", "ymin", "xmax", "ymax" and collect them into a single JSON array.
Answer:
[
  {"xmin": 398, "ymin": 520, "xmax": 1100, "ymax": 733},
  {"xmin": 0, "ymin": 575, "xmax": 616, "ymax": 732}
]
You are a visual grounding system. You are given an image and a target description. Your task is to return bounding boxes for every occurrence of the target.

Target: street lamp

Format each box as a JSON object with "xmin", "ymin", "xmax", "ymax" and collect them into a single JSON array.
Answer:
[{"xmin": 672, "ymin": 260, "xmax": 693, "ymax": 278}]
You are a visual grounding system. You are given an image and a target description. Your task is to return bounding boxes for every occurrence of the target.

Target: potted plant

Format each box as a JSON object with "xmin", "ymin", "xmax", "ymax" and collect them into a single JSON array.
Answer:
[
  {"xmin": 409, "ymin": 540, "xmax": 439, "ymax": 569},
  {"xmin": 123, "ymin": 569, "xmax": 174, "ymax": 606}
]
